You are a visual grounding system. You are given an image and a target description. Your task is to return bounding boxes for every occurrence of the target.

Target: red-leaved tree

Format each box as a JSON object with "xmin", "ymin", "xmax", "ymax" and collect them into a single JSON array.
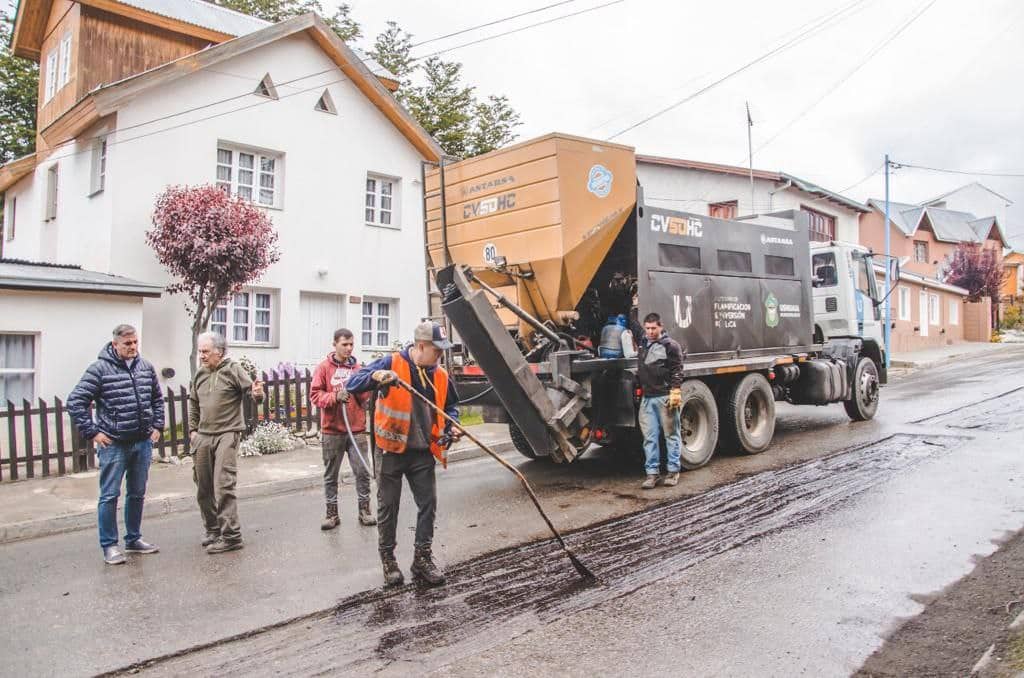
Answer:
[
  {"xmin": 942, "ymin": 243, "xmax": 1005, "ymax": 303},
  {"xmin": 147, "ymin": 185, "xmax": 280, "ymax": 377}
]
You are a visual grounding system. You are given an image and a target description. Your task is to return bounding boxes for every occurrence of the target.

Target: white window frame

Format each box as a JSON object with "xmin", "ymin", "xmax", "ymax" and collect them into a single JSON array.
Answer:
[
  {"xmin": 89, "ymin": 137, "xmax": 107, "ymax": 195},
  {"xmin": 365, "ymin": 173, "xmax": 399, "ymax": 229},
  {"xmin": 216, "ymin": 144, "xmax": 282, "ymax": 209},
  {"xmin": 58, "ymin": 33, "xmax": 72, "ymax": 88},
  {"xmin": 361, "ymin": 298, "xmax": 396, "ymax": 349},
  {"xmin": 44, "ymin": 51, "xmax": 57, "ymax": 102},
  {"xmin": 210, "ymin": 288, "xmax": 278, "ymax": 347},
  {"xmin": 44, "ymin": 165, "xmax": 58, "ymax": 221},
  {"xmin": 948, "ymin": 299, "xmax": 959, "ymax": 326},
  {"xmin": 913, "ymin": 240, "xmax": 928, "ymax": 264},
  {"xmin": 928, "ymin": 293, "xmax": 940, "ymax": 326},
  {"xmin": 0, "ymin": 333, "xmax": 37, "ymax": 403},
  {"xmin": 5, "ymin": 196, "xmax": 16, "ymax": 242},
  {"xmin": 898, "ymin": 286, "xmax": 910, "ymax": 321}
]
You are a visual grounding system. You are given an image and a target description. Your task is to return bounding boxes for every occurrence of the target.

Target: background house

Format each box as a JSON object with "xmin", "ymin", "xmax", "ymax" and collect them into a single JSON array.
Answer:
[
  {"xmin": 0, "ymin": 1, "xmax": 441, "ymax": 400},
  {"xmin": 635, "ymin": 155, "xmax": 868, "ymax": 243}
]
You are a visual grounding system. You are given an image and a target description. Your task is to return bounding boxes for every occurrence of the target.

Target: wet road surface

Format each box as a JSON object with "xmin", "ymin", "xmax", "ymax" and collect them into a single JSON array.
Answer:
[
  {"xmin": 112, "ymin": 350, "xmax": 1024, "ymax": 678},
  {"xmin": 2, "ymin": 346, "xmax": 1022, "ymax": 676}
]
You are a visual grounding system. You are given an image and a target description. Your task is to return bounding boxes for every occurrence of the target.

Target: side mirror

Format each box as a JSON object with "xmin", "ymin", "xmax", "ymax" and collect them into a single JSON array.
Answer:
[{"xmin": 888, "ymin": 258, "xmax": 901, "ymax": 283}]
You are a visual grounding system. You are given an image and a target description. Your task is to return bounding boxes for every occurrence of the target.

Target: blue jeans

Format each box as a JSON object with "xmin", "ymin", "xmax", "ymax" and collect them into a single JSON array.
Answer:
[
  {"xmin": 97, "ymin": 439, "xmax": 152, "ymax": 548},
  {"xmin": 639, "ymin": 396, "xmax": 681, "ymax": 475}
]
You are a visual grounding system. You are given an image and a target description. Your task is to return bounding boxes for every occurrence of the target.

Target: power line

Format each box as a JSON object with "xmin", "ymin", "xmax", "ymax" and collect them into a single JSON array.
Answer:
[
  {"xmin": 410, "ymin": 0, "xmax": 580, "ymax": 47},
  {"xmin": 414, "ymin": 0, "xmax": 626, "ymax": 60},
  {"xmin": 606, "ymin": 0, "xmax": 871, "ymax": 141},
  {"xmin": 890, "ymin": 162, "xmax": 1024, "ymax": 178},
  {"xmin": 743, "ymin": 0, "xmax": 937, "ymax": 162}
]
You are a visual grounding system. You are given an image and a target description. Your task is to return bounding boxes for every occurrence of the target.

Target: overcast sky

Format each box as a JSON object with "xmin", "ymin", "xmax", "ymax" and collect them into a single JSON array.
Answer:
[{"xmin": 342, "ymin": 0, "xmax": 1023, "ymax": 247}]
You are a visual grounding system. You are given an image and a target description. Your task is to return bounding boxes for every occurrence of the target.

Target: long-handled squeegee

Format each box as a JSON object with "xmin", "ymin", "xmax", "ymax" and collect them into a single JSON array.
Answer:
[{"xmin": 392, "ymin": 375, "xmax": 597, "ymax": 581}]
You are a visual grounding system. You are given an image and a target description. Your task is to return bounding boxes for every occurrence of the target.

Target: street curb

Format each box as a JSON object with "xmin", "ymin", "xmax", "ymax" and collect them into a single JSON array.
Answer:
[
  {"xmin": 0, "ymin": 438, "xmax": 515, "ymax": 545},
  {"xmin": 890, "ymin": 344, "xmax": 1019, "ymax": 370}
]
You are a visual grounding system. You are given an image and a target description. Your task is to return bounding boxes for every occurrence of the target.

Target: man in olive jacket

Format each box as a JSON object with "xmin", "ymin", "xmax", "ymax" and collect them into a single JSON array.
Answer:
[{"xmin": 188, "ymin": 331, "xmax": 263, "ymax": 554}]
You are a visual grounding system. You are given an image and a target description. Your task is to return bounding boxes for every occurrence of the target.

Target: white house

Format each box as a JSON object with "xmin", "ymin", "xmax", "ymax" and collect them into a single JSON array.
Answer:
[
  {"xmin": 0, "ymin": 1, "xmax": 442, "ymax": 400},
  {"xmin": 635, "ymin": 155, "xmax": 868, "ymax": 243},
  {"xmin": 923, "ymin": 182, "xmax": 1014, "ymax": 230}
]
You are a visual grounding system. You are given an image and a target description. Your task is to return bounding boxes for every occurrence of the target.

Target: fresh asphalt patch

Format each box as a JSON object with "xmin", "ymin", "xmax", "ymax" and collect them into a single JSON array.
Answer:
[
  {"xmin": 911, "ymin": 386, "xmax": 1024, "ymax": 433},
  {"xmin": 109, "ymin": 433, "xmax": 965, "ymax": 676}
]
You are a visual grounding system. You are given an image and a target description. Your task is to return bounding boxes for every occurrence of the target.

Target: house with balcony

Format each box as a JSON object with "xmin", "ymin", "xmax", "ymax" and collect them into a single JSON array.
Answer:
[{"xmin": 0, "ymin": 0, "xmax": 441, "ymax": 401}]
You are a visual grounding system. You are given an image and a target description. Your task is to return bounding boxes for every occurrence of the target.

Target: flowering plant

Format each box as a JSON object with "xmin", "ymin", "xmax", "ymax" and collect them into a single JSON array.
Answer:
[{"xmin": 239, "ymin": 422, "xmax": 296, "ymax": 457}]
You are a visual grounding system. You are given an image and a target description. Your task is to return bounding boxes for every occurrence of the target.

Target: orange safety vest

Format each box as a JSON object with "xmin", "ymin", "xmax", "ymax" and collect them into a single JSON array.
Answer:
[{"xmin": 374, "ymin": 353, "xmax": 451, "ymax": 467}]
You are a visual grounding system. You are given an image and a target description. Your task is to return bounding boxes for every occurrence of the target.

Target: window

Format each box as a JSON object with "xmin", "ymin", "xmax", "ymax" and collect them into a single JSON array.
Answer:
[
  {"xmin": 0, "ymin": 334, "xmax": 35, "ymax": 403},
  {"xmin": 5, "ymin": 196, "xmax": 15, "ymax": 241},
  {"xmin": 928, "ymin": 293, "xmax": 940, "ymax": 325},
  {"xmin": 314, "ymin": 89, "xmax": 337, "ymax": 114},
  {"xmin": 913, "ymin": 240, "xmax": 929, "ymax": 263},
  {"xmin": 254, "ymin": 73, "xmax": 278, "ymax": 99},
  {"xmin": 802, "ymin": 205, "xmax": 836, "ymax": 242},
  {"xmin": 216, "ymin": 146, "xmax": 280, "ymax": 207},
  {"xmin": 366, "ymin": 174, "xmax": 399, "ymax": 228},
  {"xmin": 361, "ymin": 299, "xmax": 395, "ymax": 348},
  {"xmin": 898, "ymin": 286, "xmax": 911, "ymax": 321},
  {"xmin": 44, "ymin": 52, "xmax": 57, "ymax": 102},
  {"xmin": 812, "ymin": 252, "xmax": 838, "ymax": 287},
  {"xmin": 44, "ymin": 165, "xmax": 58, "ymax": 221},
  {"xmin": 58, "ymin": 34, "xmax": 72, "ymax": 88},
  {"xmin": 90, "ymin": 138, "xmax": 107, "ymax": 195},
  {"xmin": 709, "ymin": 200, "xmax": 738, "ymax": 219},
  {"xmin": 948, "ymin": 299, "xmax": 959, "ymax": 325},
  {"xmin": 210, "ymin": 289, "xmax": 276, "ymax": 345},
  {"xmin": 658, "ymin": 243, "xmax": 701, "ymax": 269},
  {"xmin": 717, "ymin": 249, "xmax": 752, "ymax": 273},
  {"xmin": 765, "ymin": 255, "xmax": 795, "ymax": 277}
]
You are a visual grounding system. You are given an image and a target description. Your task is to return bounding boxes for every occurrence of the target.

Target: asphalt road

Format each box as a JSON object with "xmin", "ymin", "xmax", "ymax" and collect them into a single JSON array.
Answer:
[{"xmin": 1, "ymin": 346, "xmax": 1022, "ymax": 677}]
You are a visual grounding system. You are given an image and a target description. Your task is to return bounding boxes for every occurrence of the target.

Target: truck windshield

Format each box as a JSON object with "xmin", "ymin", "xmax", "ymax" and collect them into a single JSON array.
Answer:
[{"xmin": 812, "ymin": 252, "xmax": 837, "ymax": 287}]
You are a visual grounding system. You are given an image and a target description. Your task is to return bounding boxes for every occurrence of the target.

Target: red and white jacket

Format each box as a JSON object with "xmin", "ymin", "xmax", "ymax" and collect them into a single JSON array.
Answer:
[{"xmin": 309, "ymin": 353, "xmax": 370, "ymax": 434}]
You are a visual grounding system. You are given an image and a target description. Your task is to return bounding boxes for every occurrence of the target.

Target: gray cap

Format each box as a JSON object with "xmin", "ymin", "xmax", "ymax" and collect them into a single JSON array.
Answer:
[{"xmin": 414, "ymin": 321, "xmax": 453, "ymax": 349}]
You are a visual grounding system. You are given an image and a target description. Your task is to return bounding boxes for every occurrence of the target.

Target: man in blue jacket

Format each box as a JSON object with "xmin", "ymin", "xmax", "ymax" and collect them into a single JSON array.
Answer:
[{"xmin": 68, "ymin": 324, "xmax": 165, "ymax": 565}]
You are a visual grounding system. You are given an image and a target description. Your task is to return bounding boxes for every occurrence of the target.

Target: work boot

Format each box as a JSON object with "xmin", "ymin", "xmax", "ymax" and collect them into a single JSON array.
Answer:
[
  {"xmin": 206, "ymin": 539, "xmax": 244, "ymax": 554},
  {"xmin": 381, "ymin": 551, "xmax": 405, "ymax": 587},
  {"xmin": 663, "ymin": 472, "xmax": 680, "ymax": 487},
  {"xmin": 358, "ymin": 498, "xmax": 377, "ymax": 526},
  {"xmin": 103, "ymin": 545, "xmax": 126, "ymax": 565},
  {"xmin": 321, "ymin": 503, "xmax": 340, "ymax": 531},
  {"xmin": 640, "ymin": 474, "xmax": 660, "ymax": 490},
  {"xmin": 201, "ymin": 531, "xmax": 219, "ymax": 547},
  {"xmin": 410, "ymin": 546, "xmax": 446, "ymax": 587}
]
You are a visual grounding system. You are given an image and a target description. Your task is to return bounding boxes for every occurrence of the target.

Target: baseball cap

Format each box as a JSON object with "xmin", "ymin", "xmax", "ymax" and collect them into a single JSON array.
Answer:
[{"xmin": 414, "ymin": 321, "xmax": 453, "ymax": 350}]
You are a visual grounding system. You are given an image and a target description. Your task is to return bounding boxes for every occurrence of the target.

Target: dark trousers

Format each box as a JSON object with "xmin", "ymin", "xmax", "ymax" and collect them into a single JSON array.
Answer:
[
  {"xmin": 377, "ymin": 448, "xmax": 436, "ymax": 554},
  {"xmin": 193, "ymin": 432, "xmax": 241, "ymax": 542},
  {"xmin": 322, "ymin": 433, "xmax": 372, "ymax": 505}
]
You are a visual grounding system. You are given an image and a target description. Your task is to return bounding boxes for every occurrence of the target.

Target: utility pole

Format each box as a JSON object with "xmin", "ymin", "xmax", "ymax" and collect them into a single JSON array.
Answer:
[
  {"xmin": 746, "ymin": 101, "xmax": 755, "ymax": 215},
  {"xmin": 883, "ymin": 154, "xmax": 891, "ymax": 370}
]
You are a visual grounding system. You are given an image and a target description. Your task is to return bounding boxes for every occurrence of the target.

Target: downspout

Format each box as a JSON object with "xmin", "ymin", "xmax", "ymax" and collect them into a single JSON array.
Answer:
[{"xmin": 769, "ymin": 179, "xmax": 792, "ymax": 213}]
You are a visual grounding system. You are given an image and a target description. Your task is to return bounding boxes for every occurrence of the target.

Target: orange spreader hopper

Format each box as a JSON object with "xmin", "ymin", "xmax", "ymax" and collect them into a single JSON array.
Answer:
[{"xmin": 425, "ymin": 133, "xmax": 637, "ymax": 333}]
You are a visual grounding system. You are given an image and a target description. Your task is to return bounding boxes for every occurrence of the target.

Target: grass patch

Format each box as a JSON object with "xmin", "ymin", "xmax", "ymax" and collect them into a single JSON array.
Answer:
[
  {"xmin": 459, "ymin": 409, "xmax": 484, "ymax": 427},
  {"xmin": 1008, "ymin": 630, "xmax": 1024, "ymax": 670}
]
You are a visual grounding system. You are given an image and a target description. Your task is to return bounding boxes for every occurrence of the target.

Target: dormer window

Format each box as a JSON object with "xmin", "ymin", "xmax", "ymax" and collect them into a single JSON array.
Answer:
[
  {"xmin": 44, "ymin": 52, "xmax": 57, "ymax": 102},
  {"xmin": 58, "ymin": 34, "xmax": 72, "ymax": 87},
  {"xmin": 314, "ymin": 89, "xmax": 336, "ymax": 114},
  {"xmin": 254, "ymin": 73, "xmax": 278, "ymax": 100}
]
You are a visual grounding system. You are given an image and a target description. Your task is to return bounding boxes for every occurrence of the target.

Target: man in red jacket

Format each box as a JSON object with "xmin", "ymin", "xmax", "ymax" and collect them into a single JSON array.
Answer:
[{"xmin": 310, "ymin": 328, "xmax": 375, "ymax": 530}]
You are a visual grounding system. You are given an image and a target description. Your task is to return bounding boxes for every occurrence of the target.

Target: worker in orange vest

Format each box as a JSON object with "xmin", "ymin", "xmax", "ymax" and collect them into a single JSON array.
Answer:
[{"xmin": 346, "ymin": 321, "xmax": 462, "ymax": 587}]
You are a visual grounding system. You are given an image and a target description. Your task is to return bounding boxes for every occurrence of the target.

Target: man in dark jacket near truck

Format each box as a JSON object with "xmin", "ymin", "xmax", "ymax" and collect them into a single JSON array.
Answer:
[
  {"xmin": 309, "ymin": 328, "xmax": 375, "ymax": 530},
  {"xmin": 67, "ymin": 324, "xmax": 164, "ymax": 565},
  {"xmin": 637, "ymin": 312, "xmax": 685, "ymax": 489}
]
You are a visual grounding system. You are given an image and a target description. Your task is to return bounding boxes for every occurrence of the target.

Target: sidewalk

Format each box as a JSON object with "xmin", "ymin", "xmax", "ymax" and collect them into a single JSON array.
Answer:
[
  {"xmin": 890, "ymin": 341, "xmax": 1019, "ymax": 369},
  {"xmin": 0, "ymin": 423, "xmax": 514, "ymax": 544}
]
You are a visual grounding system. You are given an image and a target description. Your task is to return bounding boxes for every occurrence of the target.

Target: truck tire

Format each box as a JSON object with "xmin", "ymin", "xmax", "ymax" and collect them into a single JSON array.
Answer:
[
  {"xmin": 721, "ymin": 373, "xmax": 775, "ymax": 455},
  {"xmin": 677, "ymin": 380, "xmax": 719, "ymax": 470},
  {"xmin": 844, "ymin": 356, "xmax": 880, "ymax": 421},
  {"xmin": 508, "ymin": 421, "xmax": 539, "ymax": 459}
]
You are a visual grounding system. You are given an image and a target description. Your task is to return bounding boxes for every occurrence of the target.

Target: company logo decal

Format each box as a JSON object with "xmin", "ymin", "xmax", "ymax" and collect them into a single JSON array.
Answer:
[
  {"xmin": 461, "ymin": 175, "xmax": 515, "ymax": 196},
  {"xmin": 673, "ymin": 294, "xmax": 693, "ymax": 329},
  {"xmin": 761, "ymin": 233, "xmax": 794, "ymax": 246},
  {"xmin": 651, "ymin": 214, "xmax": 704, "ymax": 237},
  {"xmin": 464, "ymin": 192, "xmax": 516, "ymax": 219},
  {"xmin": 765, "ymin": 292, "xmax": 780, "ymax": 328},
  {"xmin": 587, "ymin": 164, "xmax": 613, "ymax": 198}
]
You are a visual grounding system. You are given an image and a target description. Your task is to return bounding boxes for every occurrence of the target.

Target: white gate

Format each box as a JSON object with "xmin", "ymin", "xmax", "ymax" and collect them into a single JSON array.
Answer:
[{"xmin": 299, "ymin": 292, "xmax": 346, "ymax": 367}]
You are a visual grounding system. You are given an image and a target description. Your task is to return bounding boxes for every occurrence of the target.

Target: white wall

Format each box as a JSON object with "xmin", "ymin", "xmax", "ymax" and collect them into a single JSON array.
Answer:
[
  {"xmin": 0, "ymin": 289, "xmax": 145, "ymax": 400},
  {"xmin": 10, "ymin": 32, "xmax": 430, "ymax": 387},
  {"xmin": 929, "ymin": 183, "xmax": 1010, "ymax": 224},
  {"xmin": 636, "ymin": 163, "xmax": 860, "ymax": 242}
]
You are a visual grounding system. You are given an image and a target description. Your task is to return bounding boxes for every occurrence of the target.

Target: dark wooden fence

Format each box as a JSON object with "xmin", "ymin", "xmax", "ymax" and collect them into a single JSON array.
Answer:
[{"xmin": 0, "ymin": 369, "xmax": 318, "ymax": 483}]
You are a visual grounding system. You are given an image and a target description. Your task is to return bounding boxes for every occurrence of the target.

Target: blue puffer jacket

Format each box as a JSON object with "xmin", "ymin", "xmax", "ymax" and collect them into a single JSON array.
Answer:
[{"xmin": 67, "ymin": 344, "xmax": 165, "ymax": 442}]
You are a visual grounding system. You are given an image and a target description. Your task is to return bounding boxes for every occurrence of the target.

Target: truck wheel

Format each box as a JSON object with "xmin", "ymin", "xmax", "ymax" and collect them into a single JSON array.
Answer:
[
  {"xmin": 721, "ymin": 373, "xmax": 775, "ymax": 455},
  {"xmin": 508, "ymin": 421, "xmax": 539, "ymax": 459},
  {"xmin": 677, "ymin": 380, "xmax": 718, "ymax": 469},
  {"xmin": 844, "ymin": 357, "xmax": 880, "ymax": 421}
]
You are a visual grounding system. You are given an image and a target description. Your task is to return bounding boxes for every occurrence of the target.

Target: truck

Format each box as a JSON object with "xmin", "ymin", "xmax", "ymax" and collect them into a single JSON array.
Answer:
[{"xmin": 422, "ymin": 133, "xmax": 898, "ymax": 466}]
